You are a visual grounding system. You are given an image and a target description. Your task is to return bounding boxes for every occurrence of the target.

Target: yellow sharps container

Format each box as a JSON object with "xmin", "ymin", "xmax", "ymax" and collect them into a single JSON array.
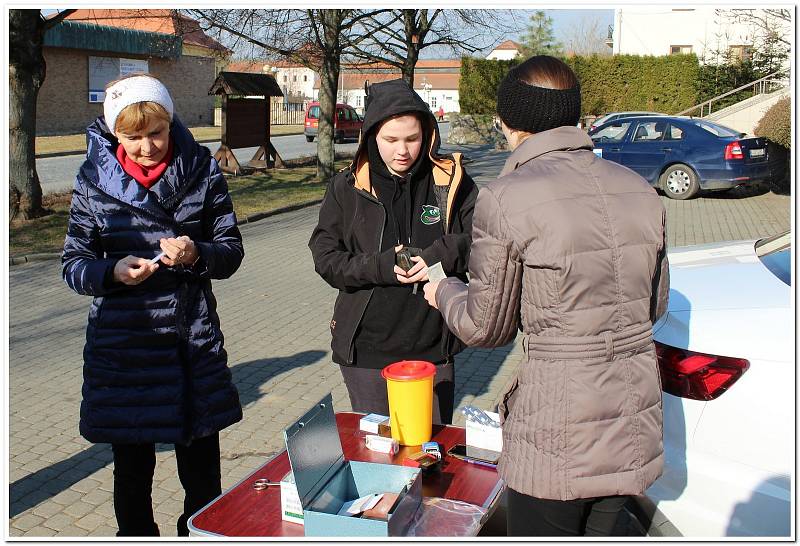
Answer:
[{"xmin": 381, "ymin": 360, "xmax": 436, "ymax": 446}]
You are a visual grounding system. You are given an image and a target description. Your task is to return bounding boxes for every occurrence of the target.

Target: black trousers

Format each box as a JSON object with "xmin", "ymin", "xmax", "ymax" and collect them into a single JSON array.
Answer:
[
  {"xmin": 507, "ymin": 487, "xmax": 628, "ymax": 536},
  {"xmin": 111, "ymin": 433, "xmax": 222, "ymax": 537},
  {"xmin": 339, "ymin": 361, "xmax": 455, "ymax": 425}
]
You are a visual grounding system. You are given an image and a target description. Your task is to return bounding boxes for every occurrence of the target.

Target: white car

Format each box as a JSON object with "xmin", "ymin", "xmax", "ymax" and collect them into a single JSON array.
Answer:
[{"xmin": 631, "ymin": 232, "xmax": 793, "ymax": 537}]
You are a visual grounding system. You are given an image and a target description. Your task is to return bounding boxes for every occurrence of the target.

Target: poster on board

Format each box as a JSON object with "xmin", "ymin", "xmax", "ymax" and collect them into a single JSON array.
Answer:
[{"xmin": 88, "ymin": 57, "xmax": 149, "ymax": 103}]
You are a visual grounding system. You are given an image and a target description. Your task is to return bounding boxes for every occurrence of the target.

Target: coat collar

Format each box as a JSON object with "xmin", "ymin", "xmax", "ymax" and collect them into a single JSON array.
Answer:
[
  {"xmin": 500, "ymin": 126, "xmax": 594, "ymax": 177},
  {"xmin": 82, "ymin": 115, "xmax": 206, "ymax": 221}
]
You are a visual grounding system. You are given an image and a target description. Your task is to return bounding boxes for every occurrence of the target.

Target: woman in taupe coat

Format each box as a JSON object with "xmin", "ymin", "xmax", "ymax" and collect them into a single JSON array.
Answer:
[{"xmin": 423, "ymin": 56, "xmax": 670, "ymax": 536}]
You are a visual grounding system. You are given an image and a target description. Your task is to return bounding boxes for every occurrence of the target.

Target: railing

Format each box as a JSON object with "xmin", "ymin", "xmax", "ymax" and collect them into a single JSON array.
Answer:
[
  {"xmin": 675, "ymin": 71, "xmax": 786, "ymax": 117},
  {"xmin": 270, "ymin": 101, "xmax": 306, "ymax": 125}
]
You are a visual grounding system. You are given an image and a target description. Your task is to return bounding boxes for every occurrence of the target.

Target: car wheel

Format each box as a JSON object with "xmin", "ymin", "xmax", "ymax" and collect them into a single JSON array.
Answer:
[
  {"xmin": 305, "ymin": 136, "xmax": 314, "ymax": 143},
  {"xmin": 660, "ymin": 164, "xmax": 700, "ymax": 200}
]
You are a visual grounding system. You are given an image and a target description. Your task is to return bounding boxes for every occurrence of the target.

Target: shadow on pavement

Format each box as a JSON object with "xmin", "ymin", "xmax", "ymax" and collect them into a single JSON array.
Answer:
[
  {"xmin": 699, "ymin": 183, "xmax": 771, "ymax": 200},
  {"xmin": 9, "ymin": 350, "xmax": 327, "ymax": 519},
  {"xmin": 9, "ymin": 443, "xmax": 112, "ymax": 518},
  {"xmin": 231, "ymin": 350, "xmax": 327, "ymax": 408},
  {"xmin": 453, "ymin": 343, "xmax": 517, "ymax": 412}
]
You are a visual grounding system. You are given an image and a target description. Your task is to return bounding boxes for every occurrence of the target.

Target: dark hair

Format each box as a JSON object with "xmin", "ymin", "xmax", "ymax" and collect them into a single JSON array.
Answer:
[{"xmin": 514, "ymin": 55, "xmax": 578, "ymax": 91}]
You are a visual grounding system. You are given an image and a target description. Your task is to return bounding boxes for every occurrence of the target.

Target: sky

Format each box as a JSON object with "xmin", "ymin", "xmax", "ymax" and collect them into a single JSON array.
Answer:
[{"xmin": 41, "ymin": 8, "xmax": 615, "ymax": 60}]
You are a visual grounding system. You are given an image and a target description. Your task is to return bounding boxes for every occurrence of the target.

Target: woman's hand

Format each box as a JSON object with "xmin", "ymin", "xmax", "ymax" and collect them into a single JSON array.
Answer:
[
  {"xmin": 423, "ymin": 279, "xmax": 441, "ymax": 309},
  {"xmin": 396, "ymin": 255, "xmax": 429, "ymax": 284},
  {"xmin": 113, "ymin": 256, "xmax": 159, "ymax": 285},
  {"xmin": 159, "ymin": 235, "xmax": 199, "ymax": 267}
]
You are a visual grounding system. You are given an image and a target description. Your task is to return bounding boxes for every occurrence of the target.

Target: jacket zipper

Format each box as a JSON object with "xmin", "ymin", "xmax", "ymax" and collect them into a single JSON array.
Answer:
[{"xmin": 346, "ymin": 186, "xmax": 386, "ymax": 365}]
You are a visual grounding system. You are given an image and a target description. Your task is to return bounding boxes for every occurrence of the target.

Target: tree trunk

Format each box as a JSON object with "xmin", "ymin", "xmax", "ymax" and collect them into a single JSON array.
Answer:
[
  {"xmin": 9, "ymin": 10, "xmax": 49, "ymax": 220},
  {"xmin": 401, "ymin": 10, "xmax": 418, "ymax": 87},
  {"xmin": 316, "ymin": 10, "xmax": 342, "ymax": 181}
]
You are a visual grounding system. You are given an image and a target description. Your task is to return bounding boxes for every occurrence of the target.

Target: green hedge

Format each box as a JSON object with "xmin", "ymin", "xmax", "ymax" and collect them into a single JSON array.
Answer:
[
  {"xmin": 459, "ymin": 57, "xmax": 517, "ymax": 114},
  {"xmin": 754, "ymin": 96, "xmax": 790, "ymax": 149},
  {"xmin": 459, "ymin": 54, "xmax": 701, "ymax": 116}
]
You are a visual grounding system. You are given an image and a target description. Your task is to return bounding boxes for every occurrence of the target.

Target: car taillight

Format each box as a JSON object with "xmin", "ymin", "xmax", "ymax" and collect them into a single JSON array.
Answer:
[
  {"xmin": 724, "ymin": 141, "xmax": 744, "ymax": 160},
  {"xmin": 655, "ymin": 341, "xmax": 749, "ymax": 400}
]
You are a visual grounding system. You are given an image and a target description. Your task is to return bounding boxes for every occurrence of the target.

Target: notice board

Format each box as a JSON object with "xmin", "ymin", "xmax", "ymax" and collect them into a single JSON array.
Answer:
[{"xmin": 88, "ymin": 56, "xmax": 149, "ymax": 103}]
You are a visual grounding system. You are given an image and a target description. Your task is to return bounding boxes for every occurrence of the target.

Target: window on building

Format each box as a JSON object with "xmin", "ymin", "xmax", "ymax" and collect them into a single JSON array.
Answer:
[
  {"xmin": 430, "ymin": 96, "xmax": 437, "ymax": 108},
  {"xmin": 304, "ymin": 75, "xmax": 308, "ymax": 82},
  {"xmin": 670, "ymin": 45, "xmax": 693, "ymax": 55},
  {"xmin": 729, "ymin": 45, "xmax": 753, "ymax": 63},
  {"xmin": 356, "ymin": 95, "xmax": 362, "ymax": 107},
  {"xmin": 283, "ymin": 75, "xmax": 288, "ymax": 82},
  {"xmin": 293, "ymin": 75, "xmax": 297, "ymax": 82}
]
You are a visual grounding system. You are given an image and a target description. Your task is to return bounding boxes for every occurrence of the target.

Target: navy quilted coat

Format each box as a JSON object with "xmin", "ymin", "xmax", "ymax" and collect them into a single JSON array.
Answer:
[{"xmin": 62, "ymin": 116, "xmax": 244, "ymax": 445}]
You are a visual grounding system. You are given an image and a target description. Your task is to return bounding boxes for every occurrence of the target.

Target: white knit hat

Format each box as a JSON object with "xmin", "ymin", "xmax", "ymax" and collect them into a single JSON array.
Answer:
[{"xmin": 103, "ymin": 75, "xmax": 174, "ymax": 133}]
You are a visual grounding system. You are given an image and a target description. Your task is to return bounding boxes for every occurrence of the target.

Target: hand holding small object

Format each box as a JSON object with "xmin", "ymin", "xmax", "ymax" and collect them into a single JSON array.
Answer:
[
  {"xmin": 423, "ymin": 279, "xmax": 441, "ymax": 309},
  {"xmin": 159, "ymin": 235, "xmax": 199, "ymax": 267},
  {"xmin": 113, "ymin": 255, "xmax": 159, "ymax": 285},
  {"xmin": 396, "ymin": 255, "xmax": 429, "ymax": 284}
]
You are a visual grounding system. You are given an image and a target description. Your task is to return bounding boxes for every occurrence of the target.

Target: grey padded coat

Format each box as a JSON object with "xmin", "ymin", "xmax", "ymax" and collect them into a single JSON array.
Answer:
[{"xmin": 436, "ymin": 126, "xmax": 670, "ymax": 500}]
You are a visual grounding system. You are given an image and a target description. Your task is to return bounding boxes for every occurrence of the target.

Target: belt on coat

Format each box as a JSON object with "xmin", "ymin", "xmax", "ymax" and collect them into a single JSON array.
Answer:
[{"xmin": 523, "ymin": 322, "xmax": 653, "ymax": 361}]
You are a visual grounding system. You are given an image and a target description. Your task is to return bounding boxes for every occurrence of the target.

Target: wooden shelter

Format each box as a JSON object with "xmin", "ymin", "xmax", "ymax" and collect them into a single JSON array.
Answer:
[{"xmin": 208, "ymin": 71, "xmax": 285, "ymax": 173}]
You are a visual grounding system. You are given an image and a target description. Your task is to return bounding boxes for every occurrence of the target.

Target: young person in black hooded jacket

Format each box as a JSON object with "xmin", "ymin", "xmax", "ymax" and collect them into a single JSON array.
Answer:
[{"xmin": 309, "ymin": 79, "xmax": 478, "ymax": 424}]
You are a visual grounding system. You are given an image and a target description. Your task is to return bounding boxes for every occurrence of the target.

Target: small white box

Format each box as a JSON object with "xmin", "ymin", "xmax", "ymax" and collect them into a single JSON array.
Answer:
[
  {"xmin": 465, "ymin": 410, "xmax": 502, "ymax": 453},
  {"xmin": 359, "ymin": 413, "xmax": 389, "ymax": 434},
  {"xmin": 280, "ymin": 471, "xmax": 304, "ymax": 525}
]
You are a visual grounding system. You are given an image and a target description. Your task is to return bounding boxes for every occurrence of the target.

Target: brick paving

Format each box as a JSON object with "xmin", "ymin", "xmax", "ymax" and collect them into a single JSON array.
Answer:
[{"xmin": 8, "ymin": 143, "xmax": 791, "ymax": 537}]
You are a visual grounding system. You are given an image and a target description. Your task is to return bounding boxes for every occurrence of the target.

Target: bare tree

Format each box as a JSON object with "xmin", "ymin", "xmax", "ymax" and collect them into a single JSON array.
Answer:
[
  {"xmin": 188, "ymin": 9, "xmax": 390, "ymax": 181},
  {"xmin": 9, "ymin": 9, "xmax": 75, "ymax": 221},
  {"xmin": 561, "ymin": 15, "xmax": 612, "ymax": 57},
  {"xmin": 718, "ymin": 9, "xmax": 791, "ymax": 48},
  {"xmin": 347, "ymin": 9, "xmax": 522, "ymax": 87}
]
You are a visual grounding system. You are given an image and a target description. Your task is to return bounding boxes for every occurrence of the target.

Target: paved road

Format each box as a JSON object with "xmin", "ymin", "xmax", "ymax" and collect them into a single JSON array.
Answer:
[
  {"xmin": 36, "ymin": 123, "xmax": 451, "ymax": 194},
  {"xmin": 9, "ymin": 140, "xmax": 791, "ymax": 537}
]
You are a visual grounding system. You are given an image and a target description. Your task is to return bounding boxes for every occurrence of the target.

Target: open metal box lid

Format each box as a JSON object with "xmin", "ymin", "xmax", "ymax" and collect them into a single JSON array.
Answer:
[{"xmin": 282, "ymin": 393, "xmax": 346, "ymax": 506}]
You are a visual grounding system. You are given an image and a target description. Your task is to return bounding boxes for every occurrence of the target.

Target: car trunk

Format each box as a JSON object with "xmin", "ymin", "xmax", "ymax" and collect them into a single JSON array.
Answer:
[{"xmin": 736, "ymin": 136, "xmax": 768, "ymax": 165}]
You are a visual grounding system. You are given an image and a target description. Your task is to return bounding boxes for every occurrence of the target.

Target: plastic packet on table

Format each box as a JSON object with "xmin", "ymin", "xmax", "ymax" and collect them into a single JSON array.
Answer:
[{"xmin": 405, "ymin": 497, "xmax": 487, "ymax": 536}]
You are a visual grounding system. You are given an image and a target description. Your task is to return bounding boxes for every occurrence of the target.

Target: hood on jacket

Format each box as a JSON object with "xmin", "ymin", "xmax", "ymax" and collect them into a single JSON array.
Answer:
[
  {"xmin": 81, "ymin": 115, "xmax": 210, "ymax": 216},
  {"xmin": 349, "ymin": 79, "xmax": 463, "ymax": 200}
]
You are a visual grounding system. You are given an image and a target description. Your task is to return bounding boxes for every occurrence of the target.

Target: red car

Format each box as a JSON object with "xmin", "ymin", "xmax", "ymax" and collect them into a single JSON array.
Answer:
[{"xmin": 304, "ymin": 102, "xmax": 363, "ymax": 143}]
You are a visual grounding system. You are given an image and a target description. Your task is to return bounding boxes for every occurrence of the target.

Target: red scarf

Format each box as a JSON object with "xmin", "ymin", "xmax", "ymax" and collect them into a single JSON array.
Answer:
[{"xmin": 115, "ymin": 139, "xmax": 174, "ymax": 189}]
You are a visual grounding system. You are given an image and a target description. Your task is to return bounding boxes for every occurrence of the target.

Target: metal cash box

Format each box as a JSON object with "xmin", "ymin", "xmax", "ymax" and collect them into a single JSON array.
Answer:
[{"xmin": 283, "ymin": 393, "xmax": 422, "ymax": 536}]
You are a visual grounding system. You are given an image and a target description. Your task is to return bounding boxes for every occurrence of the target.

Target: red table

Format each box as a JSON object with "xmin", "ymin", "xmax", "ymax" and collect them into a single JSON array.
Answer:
[{"xmin": 188, "ymin": 412, "xmax": 505, "ymax": 536}]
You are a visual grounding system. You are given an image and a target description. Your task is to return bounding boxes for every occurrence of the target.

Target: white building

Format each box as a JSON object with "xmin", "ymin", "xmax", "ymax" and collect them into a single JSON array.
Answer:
[
  {"xmin": 486, "ymin": 40, "xmax": 523, "ymax": 60},
  {"xmin": 314, "ymin": 60, "xmax": 462, "ymax": 115},
  {"xmin": 611, "ymin": 7, "xmax": 790, "ymax": 64},
  {"xmin": 226, "ymin": 60, "xmax": 315, "ymax": 101}
]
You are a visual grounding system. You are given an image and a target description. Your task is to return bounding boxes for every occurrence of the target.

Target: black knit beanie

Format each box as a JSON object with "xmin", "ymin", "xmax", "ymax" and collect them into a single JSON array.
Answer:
[{"xmin": 496, "ymin": 66, "xmax": 581, "ymax": 134}]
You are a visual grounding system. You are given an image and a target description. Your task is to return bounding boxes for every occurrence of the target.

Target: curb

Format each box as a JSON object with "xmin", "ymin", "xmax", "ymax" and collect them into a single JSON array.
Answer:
[
  {"xmin": 8, "ymin": 199, "xmax": 324, "ymax": 266},
  {"xmin": 9, "ymin": 252, "xmax": 62, "ymax": 266},
  {"xmin": 238, "ymin": 199, "xmax": 323, "ymax": 225},
  {"xmin": 35, "ymin": 132, "xmax": 304, "ymax": 159}
]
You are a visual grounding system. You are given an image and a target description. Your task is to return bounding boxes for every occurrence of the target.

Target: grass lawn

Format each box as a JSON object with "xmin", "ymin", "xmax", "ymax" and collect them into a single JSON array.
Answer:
[
  {"xmin": 35, "ymin": 125, "xmax": 304, "ymax": 156},
  {"xmin": 9, "ymin": 160, "xmax": 348, "ymax": 257}
]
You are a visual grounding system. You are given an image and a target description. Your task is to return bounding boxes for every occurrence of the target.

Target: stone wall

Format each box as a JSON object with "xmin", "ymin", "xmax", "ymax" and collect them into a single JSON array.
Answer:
[
  {"xmin": 445, "ymin": 113, "xmax": 507, "ymax": 150},
  {"xmin": 38, "ymin": 47, "xmax": 216, "ymax": 135}
]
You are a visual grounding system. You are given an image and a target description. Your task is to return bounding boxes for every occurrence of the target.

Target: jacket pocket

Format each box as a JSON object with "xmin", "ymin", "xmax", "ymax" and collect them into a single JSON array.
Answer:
[{"xmin": 497, "ymin": 374, "xmax": 520, "ymax": 425}]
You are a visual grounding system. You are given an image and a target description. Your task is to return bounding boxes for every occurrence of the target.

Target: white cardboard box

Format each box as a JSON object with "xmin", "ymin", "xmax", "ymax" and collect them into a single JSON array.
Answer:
[
  {"xmin": 280, "ymin": 471, "xmax": 304, "ymax": 525},
  {"xmin": 465, "ymin": 410, "xmax": 502, "ymax": 452}
]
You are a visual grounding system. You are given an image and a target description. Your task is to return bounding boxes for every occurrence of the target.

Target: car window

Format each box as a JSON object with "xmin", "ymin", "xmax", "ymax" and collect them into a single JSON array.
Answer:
[
  {"xmin": 308, "ymin": 106, "xmax": 320, "ymax": 119},
  {"xmin": 349, "ymin": 109, "xmax": 359, "ymax": 121},
  {"xmin": 337, "ymin": 109, "xmax": 346, "ymax": 120},
  {"xmin": 632, "ymin": 122, "xmax": 665, "ymax": 142},
  {"xmin": 665, "ymin": 124, "xmax": 684, "ymax": 140},
  {"xmin": 692, "ymin": 120, "xmax": 740, "ymax": 137},
  {"xmin": 591, "ymin": 121, "xmax": 632, "ymax": 142}
]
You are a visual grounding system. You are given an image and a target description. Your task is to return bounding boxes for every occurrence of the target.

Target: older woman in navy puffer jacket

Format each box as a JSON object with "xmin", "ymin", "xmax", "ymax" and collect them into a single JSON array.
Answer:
[{"xmin": 62, "ymin": 74, "xmax": 243, "ymax": 537}]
